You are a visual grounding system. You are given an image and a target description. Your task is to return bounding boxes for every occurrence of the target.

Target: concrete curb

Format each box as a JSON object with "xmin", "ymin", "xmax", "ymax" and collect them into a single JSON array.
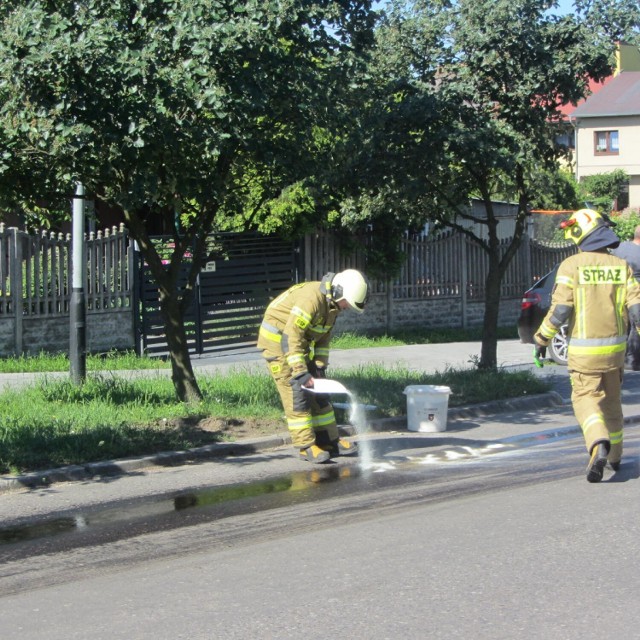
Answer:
[
  {"xmin": 0, "ymin": 435, "xmax": 289, "ymax": 494},
  {"xmin": 0, "ymin": 391, "xmax": 570, "ymax": 495}
]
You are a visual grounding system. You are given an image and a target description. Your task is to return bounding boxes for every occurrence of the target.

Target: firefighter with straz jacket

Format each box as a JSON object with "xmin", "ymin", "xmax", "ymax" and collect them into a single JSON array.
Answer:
[
  {"xmin": 534, "ymin": 209, "xmax": 640, "ymax": 482},
  {"xmin": 258, "ymin": 269, "xmax": 369, "ymax": 464}
]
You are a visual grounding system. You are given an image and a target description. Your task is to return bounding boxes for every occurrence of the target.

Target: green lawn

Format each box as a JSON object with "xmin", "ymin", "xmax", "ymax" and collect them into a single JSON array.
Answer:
[
  {"xmin": 0, "ymin": 328, "xmax": 541, "ymax": 475},
  {"xmin": 0, "ymin": 362, "xmax": 549, "ymax": 475}
]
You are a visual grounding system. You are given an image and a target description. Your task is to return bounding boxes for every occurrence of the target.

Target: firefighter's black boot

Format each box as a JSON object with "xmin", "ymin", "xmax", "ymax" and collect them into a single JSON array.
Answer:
[
  {"xmin": 315, "ymin": 428, "xmax": 358, "ymax": 457},
  {"xmin": 586, "ymin": 441, "xmax": 609, "ymax": 483}
]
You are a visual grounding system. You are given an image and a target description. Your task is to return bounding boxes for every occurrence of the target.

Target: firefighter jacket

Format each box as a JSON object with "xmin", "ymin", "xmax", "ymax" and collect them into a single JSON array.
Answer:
[
  {"xmin": 257, "ymin": 276, "xmax": 339, "ymax": 377},
  {"xmin": 536, "ymin": 250, "xmax": 640, "ymax": 373}
]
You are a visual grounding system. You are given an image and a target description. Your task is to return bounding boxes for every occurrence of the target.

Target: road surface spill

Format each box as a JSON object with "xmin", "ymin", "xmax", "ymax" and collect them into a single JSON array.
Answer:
[
  {"xmin": 0, "ymin": 467, "xmax": 356, "ymax": 547},
  {"xmin": 0, "ymin": 426, "xmax": 575, "ymax": 547}
]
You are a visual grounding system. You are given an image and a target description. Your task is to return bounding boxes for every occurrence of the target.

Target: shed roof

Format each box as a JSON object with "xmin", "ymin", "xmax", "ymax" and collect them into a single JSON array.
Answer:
[{"xmin": 571, "ymin": 71, "xmax": 640, "ymax": 118}]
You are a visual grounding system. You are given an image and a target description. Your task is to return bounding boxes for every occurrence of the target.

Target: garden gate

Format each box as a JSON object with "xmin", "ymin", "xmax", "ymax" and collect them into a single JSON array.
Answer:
[{"xmin": 138, "ymin": 233, "xmax": 299, "ymax": 357}]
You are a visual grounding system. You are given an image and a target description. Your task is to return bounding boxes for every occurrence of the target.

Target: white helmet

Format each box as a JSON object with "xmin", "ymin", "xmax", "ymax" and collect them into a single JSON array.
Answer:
[{"xmin": 332, "ymin": 269, "xmax": 369, "ymax": 313}]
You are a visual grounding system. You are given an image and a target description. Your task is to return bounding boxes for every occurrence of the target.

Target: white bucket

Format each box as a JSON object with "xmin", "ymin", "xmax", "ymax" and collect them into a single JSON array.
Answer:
[{"xmin": 403, "ymin": 385, "xmax": 451, "ymax": 432}]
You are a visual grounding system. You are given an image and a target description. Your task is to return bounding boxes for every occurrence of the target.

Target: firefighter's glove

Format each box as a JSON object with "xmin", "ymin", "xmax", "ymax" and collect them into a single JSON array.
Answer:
[
  {"xmin": 534, "ymin": 333, "xmax": 550, "ymax": 348},
  {"xmin": 307, "ymin": 362, "xmax": 326, "ymax": 379},
  {"xmin": 533, "ymin": 345, "xmax": 547, "ymax": 368},
  {"xmin": 290, "ymin": 371, "xmax": 313, "ymax": 388}
]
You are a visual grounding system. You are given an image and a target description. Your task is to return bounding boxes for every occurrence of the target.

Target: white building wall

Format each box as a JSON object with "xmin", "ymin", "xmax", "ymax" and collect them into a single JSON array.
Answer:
[
  {"xmin": 630, "ymin": 175, "xmax": 640, "ymax": 210},
  {"xmin": 575, "ymin": 115, "xmax": 640, "ymax": 208}
]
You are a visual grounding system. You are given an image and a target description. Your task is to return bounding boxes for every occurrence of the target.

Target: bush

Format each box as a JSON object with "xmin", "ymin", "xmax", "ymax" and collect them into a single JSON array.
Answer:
[
  {"xmin": 611, "ymin": 208, "xmax": 640, "ymax": 241},
  {"xmin": 577, "ymin": 170, "xmax": 629, "ymax": 213}
]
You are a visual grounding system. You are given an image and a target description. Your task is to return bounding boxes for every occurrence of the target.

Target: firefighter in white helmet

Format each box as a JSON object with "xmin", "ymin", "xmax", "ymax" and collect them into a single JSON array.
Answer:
[
  {"xmin": 534, "ymin": 209, "xmax": 640, "ymax": 482},
  {"xmin": 257, "ymin": 269, "xmax": 369, "ymax": 463}
]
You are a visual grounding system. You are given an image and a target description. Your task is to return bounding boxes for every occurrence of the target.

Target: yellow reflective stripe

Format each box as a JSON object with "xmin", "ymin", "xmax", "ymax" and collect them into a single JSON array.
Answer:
[
  {"xmin": 261, "ymin": 320, "xmax": 281, "ymax": 334},
  {"xmin": 610, "ymin": 429, "xmax": 623, "ymax": 445},
  {"xmin": 539, "ymin": 320, "xmax": 557, "ymax": 340},
  {"xmin": 627, "ymin": 278, "xmax": 640, "ymax": 302},
  {"xmin": 310, "ymin": 325, "xmax": 330, "ymax": 335},
  {"xmin": 569, "ymin": 343, "xmax": 626, "ymax": 355},
  {"xmin": 259, "ymin": 325, "xmax": 282, "ymax": 344},
  {"xmin": 286, "ymin": 354, "xmax": 306, "ymax": 367},
  {"xmin": 570, "ymin": 335, "xmax": 626, "ymax": 347},
  {"xmin": 615, "ymin": 286, "xmax": 625, "ymax": 335},
  {"xmin": 287, "ymin": 416, "xmax": 313, "ymax": 431},
  {"xmin": 291, "ymin": 306, "xmax": 312, "ymax": 330},
  {"xmin": 292, "ymin": 306, "xmax": 312, "ymax": 322},
  {"xmin": 314, "ymin": 347, "xmax": 330, "ymax": 357},
  {"xmin": 576, "ymin": 288, "xmax": 586, "ymax": 338},
  {"xmin": 556, "ymin": 274, "xmax": 573, "ymax": 288},
  {"xmin": 312, "ymin": 410, "xmax": 336, "ymax": 428},
  {"xmin": 582, "ymin": 413, "xmax": 605, "ymax": 436}
]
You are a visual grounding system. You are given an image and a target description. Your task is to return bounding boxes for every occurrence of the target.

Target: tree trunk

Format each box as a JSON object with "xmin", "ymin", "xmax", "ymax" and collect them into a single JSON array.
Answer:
[
  {"xmin": 160, "ymin": 293, "xmax": 203, "ymax": 403},
  {"xmin": 479, "ymin": 259, "xmax": 502, "ymax": 370}
]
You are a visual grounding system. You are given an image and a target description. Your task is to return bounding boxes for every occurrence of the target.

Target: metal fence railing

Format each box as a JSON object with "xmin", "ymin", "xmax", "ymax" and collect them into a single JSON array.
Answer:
[
  {"xmin": 303, "ymin": 228, "xmax": 576, "ymax": 302},
  {"xmin": 0, "ymin": 223, "xmax": 135, "ymax": 319},
  {"xmin": 0, "ymin": 223, "xmax": 576, "ymax": 356}
]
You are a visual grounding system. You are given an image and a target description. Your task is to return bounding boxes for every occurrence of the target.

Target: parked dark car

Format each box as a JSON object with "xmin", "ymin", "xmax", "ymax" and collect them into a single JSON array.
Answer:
[{"xmin": 517, "ymin": 265, "xmax": 569, "ymax": 366}]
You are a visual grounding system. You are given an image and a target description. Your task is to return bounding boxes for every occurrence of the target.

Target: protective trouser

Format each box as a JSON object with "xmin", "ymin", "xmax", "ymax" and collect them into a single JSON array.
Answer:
[
  {"xmin": 570, "ymin": 368, "xmax": 623, "ymax": 464},
  {"xmin": 263, "ymin": 351, "xmax": 339, "ymax": 449}
]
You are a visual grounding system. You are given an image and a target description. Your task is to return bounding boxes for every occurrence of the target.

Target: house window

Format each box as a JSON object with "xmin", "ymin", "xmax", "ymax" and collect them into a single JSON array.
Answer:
[{"xmin": 594, "ymin": 130, "xmax": 619, "ymax": 155}]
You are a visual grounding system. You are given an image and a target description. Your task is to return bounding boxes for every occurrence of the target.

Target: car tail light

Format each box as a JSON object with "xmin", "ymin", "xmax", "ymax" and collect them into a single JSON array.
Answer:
[{"xmin": 521, "ymin": 292, "xmax": 542, "ymax": 310}]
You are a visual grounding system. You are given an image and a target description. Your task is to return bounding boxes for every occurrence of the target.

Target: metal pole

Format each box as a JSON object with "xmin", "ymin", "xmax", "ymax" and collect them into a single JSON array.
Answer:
[{"xmin": 70, "ymin": 182, "xmax": 86, "ymax": 384}]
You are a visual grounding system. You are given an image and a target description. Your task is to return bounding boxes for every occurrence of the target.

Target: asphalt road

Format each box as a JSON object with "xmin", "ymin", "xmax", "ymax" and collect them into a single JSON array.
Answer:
[
  {"xmin": 1, "ymin": 339, "xmax": 639, "ymax": 639},
  {"xmin": 0, "ymin": 429, "xmax": 638, "ymax": 639}
]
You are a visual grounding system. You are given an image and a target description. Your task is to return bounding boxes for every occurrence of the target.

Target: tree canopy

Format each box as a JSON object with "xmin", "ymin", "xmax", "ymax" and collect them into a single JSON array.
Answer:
[
  {"xmin": 0, "ymin": 0, "xmax": 376, "ymax": 399},
  {"xmin": 1, "ymin": 0, "xmax": 638, "ymax": 382},
  {"xmin": 337, "ymin": 0, "xmax": 636, "ymax": 367}
]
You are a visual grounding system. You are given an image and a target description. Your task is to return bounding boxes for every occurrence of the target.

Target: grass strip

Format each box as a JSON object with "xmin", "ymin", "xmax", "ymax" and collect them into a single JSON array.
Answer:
[
  {"xmin": 0, "ymin": 350, "xmax": 170, "ymax": 373},
  {"xmin": 0, "ymin": 365, "xmax": 549, "ymax": 475}
]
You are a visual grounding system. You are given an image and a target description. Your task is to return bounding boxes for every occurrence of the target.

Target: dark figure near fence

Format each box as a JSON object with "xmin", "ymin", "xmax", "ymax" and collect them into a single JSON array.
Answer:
[{"xmin": 612, "ymin": 224, "xmax": 640, "ymax": 370}]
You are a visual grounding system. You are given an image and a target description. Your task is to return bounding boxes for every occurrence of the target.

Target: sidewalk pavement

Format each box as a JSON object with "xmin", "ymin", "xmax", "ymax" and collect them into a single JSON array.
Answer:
[
  {"xmin": 2, "ymin": 340, "xmax": 640, "ymax": 494},
  {"xmin": 0, "ymin": 339, "xmax": 561, "ymax": 389}
]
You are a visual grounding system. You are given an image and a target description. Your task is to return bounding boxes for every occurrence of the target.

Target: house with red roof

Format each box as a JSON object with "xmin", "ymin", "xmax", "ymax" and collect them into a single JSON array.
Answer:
[{"xmin": 565, "ymin": 43, "xmax": 640, "ymax": 210}]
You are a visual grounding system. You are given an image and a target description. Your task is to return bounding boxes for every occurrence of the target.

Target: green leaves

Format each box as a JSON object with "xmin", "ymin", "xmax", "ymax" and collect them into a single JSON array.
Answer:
[
  {"xmin": 578, "ymin": 170, "xmax": 630, "ymax": 213},
  {"xmin": 1, "ymin": 0, "xmax": 375, "ymax": 215},
  {"xmin": 350, "ymin": 0, "xmax": 628, "ymax": 227}
]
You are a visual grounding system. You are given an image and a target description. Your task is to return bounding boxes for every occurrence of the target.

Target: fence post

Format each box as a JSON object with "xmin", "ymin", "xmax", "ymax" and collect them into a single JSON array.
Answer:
[
  {"xmin": 386, "ymin": 278, "xmax": 393, "ymax": 333},
  {"xmin": 130, "ymin": 236, "xmax": 143, "ymax": 356},
  {"xmin": 303, "ymin": 233, "xmax": 312, "ymax": 282},
  {"xmin": 460, "ymin": 234, "xmax": 468, "ymax": 330},
  {"xmin": 10, "ymin": 228, "xmax": 23, "ymax": 355}
]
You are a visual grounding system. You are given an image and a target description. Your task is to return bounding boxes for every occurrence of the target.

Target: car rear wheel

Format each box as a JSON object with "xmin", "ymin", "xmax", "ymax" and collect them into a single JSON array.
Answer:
[{"xmin": 549, "ymin": 324, "xmax": 569, "ymax": 365}]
